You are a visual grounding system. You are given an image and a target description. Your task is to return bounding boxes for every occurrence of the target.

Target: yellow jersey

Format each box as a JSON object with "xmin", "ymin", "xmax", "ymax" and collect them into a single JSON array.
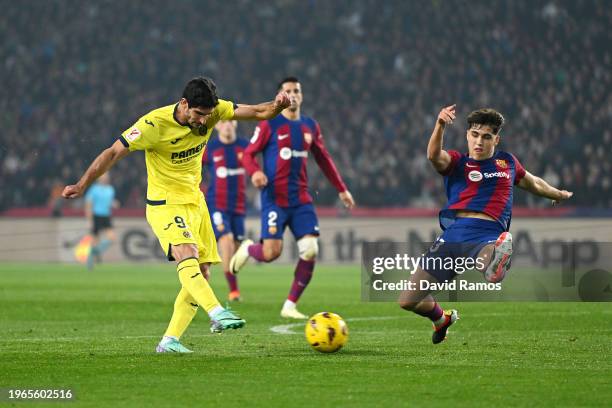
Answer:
[{"xmin": 120, "ymin": 100, "xmax": 235, "ymax": 205}]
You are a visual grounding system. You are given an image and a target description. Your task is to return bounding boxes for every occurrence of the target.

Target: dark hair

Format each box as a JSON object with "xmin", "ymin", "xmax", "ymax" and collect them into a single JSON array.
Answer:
[
  {"xmin": 182, "ymin": 77, "xmax": 219, "ymax": 109},
  {"xmin": 467, "ymin": 108, "xmax": 505, "ymax": 134},
  {"xmin": 278, "ymin": 76, "xmax": 300, "ymax": 90}
]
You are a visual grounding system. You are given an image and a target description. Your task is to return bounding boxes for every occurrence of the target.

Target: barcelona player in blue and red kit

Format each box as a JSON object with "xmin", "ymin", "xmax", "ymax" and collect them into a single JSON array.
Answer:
[
  {"xmin": 203, "ymin": 120, "xmax": 249, "ymax": 301},
  {"xmin": 230, "ymin": 77, "xmax": 355, "ymax": 319},
  {"xmin": 399, "ymin": 105, "xmax": 573, "ymax": 344}
]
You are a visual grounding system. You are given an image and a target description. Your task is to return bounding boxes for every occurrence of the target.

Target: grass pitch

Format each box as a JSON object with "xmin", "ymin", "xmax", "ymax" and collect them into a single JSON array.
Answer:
[{"xmin": 0, "ymin": 263, "xmax": 610, "ymax": 407}]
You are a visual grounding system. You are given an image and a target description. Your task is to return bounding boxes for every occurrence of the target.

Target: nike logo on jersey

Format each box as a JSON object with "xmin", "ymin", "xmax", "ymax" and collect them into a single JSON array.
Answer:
[
  {"xmin": 278, "ymin": 134, "xmax": 290, "ymax": 140},
  {"xmin": 466, "ymin": 163, "xmax": 478, "ymax": 168},
  {"xmin": 213, "ymin": 156, "xmax": 223, "ymax": 162},
  {"xmin": 170, "ymin": 138, "xmax": 182, "ymax": 144},
  {"xmin": 144, "ymin": 119, "xmax": 155, "ymax": 127},
  {"xmin": 163, "ymin": 223, "xmax": 172, "ymax": 230}
]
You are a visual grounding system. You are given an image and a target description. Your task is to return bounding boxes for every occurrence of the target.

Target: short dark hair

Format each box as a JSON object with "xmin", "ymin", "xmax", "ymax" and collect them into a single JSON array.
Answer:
[
  {"xmin": 467, "ymin": 108, "xmax": 505, "ymax": 134},
  {"xmin": 278, "ymin": 76, "xmax": 300, "ymax": 90},
  {"xmin": 182, "ymin": 77, "xmax": 219, "ymax": 109}
]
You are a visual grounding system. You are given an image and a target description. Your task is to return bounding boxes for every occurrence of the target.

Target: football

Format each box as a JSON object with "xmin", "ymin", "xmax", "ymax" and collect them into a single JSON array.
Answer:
[{"xmin": 305, "ymin": 312, "xmax": 349, "ymax": 353}]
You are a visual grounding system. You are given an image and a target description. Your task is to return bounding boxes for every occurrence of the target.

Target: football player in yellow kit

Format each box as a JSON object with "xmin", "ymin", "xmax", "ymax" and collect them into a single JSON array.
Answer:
[{"xmin": 63, "ymin": 77, "xmax": 290, "ymax": 353}]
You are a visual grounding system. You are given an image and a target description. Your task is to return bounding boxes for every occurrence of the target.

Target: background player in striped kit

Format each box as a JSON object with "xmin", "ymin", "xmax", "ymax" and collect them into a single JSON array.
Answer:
[
  {"xmin": 230, "ymin": 77, "xmax": 355, "ymax": 319},
  {"xmin": 203, "ymin": 120, "xmax": 249, "ymax": 301},
  {"xmin": 399, "ymin": 105, "xmax": 573, "ymax": 344}
]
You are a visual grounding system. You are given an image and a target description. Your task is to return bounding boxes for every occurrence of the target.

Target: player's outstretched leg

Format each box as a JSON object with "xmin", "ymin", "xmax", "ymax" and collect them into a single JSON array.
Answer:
[
  {"xmin": 218, "ymin": 233, "xmax": 241, "ymax": 301},
  {"xmin": 173, "ymin": 249, "xmax": 245, "ymax": 336},
  {"xmin": 156, "ymin": 336, "xmax": 194, "ymax": 353},
  {"xmin": 225, "ymin": 274, "xmax": 241, "ymax": 302},
  {"xmin": 209, "ymin": 307, "xmax": 246, "ymax": 333},
  {"xmin": 229, "ymin": 239, "xmax": 254, "ymax": 274},
  {"xmin": 230, "ymin": 239, "xmax": 283, "ymax": 274},
  {"xmin": 280, "ymin": 236, "xmax": 318, "ymax": 319},
  {"xmin": 483, "ymin": 232, "xmax": 513, "ymax": 283},
  {"xmin": 86, "ymin": 246, "xmax": 96, "ymax": 270},
  {"xmin": 87, "ymin": 229, "xmax": 115, "ymax": 270},
  {"xmin": 431, "ymin": 308, "xmax": 459, "ymax": 344},
  {"xmin": 280, "ymin": 257, "xmax": 314, "ymax": 319},
  {"xmin": 156, "ymin": 287, "xmax": 198, "ymax": 353},
  {"xmin": 401, "ymin": 295, "xmax": 459, "ymax": 345},
  {"xmin": 399, "ymin": 267, "xmax": 459, "ymax": 344}
]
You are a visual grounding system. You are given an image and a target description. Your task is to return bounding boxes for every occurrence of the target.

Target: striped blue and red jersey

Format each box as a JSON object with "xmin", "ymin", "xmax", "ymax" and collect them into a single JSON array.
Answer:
[
  {"xmin": 202, "ymin": 136, "xmax": 249, "ymax": 214},
  {"xmin": 243, "ymin": 114, "xmax": 347, "ymax": 207},
  {"xmin": 439, "ymin": 150, "xmax": 526, "ymax": 231}
]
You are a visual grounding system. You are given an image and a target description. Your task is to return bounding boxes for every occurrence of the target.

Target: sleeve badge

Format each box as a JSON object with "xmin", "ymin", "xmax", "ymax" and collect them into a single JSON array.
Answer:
[{"xmin": 126, "ymin": 127, "xmax": 142, "ymax": 142}]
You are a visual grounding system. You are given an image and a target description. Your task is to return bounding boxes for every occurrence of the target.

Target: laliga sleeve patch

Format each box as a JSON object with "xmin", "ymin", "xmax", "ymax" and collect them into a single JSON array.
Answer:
[
  {"xmin": 126, "ymin": 127, "xmax": 142, "ymax": 142},
  {"xmin": 303, "ymin": 132, "xmax": 312, "ymax": 145}
]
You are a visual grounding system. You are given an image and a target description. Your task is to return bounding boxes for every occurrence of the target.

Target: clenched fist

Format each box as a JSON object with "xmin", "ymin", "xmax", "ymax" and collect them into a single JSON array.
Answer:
[
  {"xmin": 274, "ymin": 91, "xmax": 291, "ymax": 112},
  {"xmin": 251, "ymin": 170, "xmax": 268, "ymax": 188},
  {"xmin": 62, "ymin": 184, "xmax": 84, "ymax": 199}
]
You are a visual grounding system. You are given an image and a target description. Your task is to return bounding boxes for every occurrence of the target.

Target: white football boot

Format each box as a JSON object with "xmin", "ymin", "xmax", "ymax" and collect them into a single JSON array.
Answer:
[
  {"xmin": 484, "ymin": 232, "xmax": 513, "ymax": 283},
  {"xmin": 229, "ymin": 239, "xmax": 253, "ymax": 275},
  {"xmin": 280, "ymin": 303, "xmax": 308, "ymax": 320}
]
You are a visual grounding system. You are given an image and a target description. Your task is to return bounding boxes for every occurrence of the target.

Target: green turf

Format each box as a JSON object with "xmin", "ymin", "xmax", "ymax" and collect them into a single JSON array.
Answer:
[{"xmin": 0, "ymin": 263, "xmax": 610, "ymax": 407}]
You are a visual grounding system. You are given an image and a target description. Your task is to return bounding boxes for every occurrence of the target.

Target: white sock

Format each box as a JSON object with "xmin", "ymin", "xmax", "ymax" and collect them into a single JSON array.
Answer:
[
  {"xmin": 160, "ymin": 335, "xmax": 178, "ymax": 344},
  {"xmin": 208, "ymin": 305, "xmax": 225, "ymax": 318},
  {"xmin": 283, "ymin": 299, "xmax": 297, "ymax": 310}
]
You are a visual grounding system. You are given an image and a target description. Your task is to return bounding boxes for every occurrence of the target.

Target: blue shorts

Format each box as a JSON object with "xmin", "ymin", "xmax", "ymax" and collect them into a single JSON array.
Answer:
[
  {"xmin": 210, "ymin": 210, "xmax": 245, "ymax": 241},
  {"xmin": 423, "ymin": 218, "xmax": 504, "ymax": 283},
  {"xmin": 260, "ymin": 202, "xmax": 320, "ymax": 240}
]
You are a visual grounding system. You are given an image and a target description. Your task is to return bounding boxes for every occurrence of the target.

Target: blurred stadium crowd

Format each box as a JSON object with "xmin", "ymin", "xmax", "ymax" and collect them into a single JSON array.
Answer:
[{"xmin": 1, "ymin": 0, "xmax": 610, "ymax": 212}]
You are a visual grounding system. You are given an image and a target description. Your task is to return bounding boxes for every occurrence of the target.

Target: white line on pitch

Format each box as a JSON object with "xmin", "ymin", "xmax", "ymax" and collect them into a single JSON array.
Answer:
[
  {"xmin": 2, "ymin": 310, "xmax": 609, "ymax": 343},
  {"xmin": 270, "ymin": 316, "xmax": 403, "ymax": 335},
  {"xmin": 269, "ymin": 309, "xmax": 612, "ymax": 335}
]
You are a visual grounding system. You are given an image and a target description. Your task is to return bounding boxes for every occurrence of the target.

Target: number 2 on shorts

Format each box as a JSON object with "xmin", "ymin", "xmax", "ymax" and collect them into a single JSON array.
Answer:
[{"xmin": 267, "ymin": 211, "xmax": 278, "ymax": 227}]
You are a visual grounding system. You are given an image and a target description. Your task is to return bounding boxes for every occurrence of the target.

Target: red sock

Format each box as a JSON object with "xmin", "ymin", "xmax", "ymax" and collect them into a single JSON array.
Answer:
[
  {"xmin": 248, "ymin": 243, "xmax": 267, "ymax": 262},
  {"xmin": 287, "ymin": 259, "xmax": 315, "ymax": 302},
  {"xmin": 224, "ymin": 271, "xmax": 238, "ymax": 292},
  {"xmin": 415, "ymin": 302, "xmax": 444, "ymax": 323}
]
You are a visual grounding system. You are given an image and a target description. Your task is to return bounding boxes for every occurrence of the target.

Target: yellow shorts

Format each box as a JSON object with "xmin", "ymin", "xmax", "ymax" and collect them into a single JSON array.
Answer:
[{"xmin": 145, "ymin": 195, "xmax": 221, "ymax": 264}]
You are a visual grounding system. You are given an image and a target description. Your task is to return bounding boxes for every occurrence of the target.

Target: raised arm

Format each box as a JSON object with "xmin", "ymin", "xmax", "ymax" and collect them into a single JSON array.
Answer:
[
  {"xmin": 517, "ymin": 171, "xmax": 573, "ymax": 204},
  {"xmin": 232, "ymin": 92, "xmax": 291, "ymax": 121},
  {"xmin": 310, "ymin": 124, "xmax": 355, "ymax": 209},
  {"xmin": 243, "ymin": 121, "xmax": 272, "ymax": 188},
  {"xmin": 427, "ymin": 105, "xmax": 456, "ymax": 172},
  {"xmin": 62, "ymin": 140, "xmax": 129, "ymax": 199}
]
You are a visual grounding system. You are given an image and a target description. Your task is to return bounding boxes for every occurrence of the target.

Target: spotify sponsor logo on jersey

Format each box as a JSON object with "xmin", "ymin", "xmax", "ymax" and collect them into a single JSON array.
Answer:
[
  {"xmin": 484, "ymin": 171, "xmax": 511, "ymax": 179},
  {"xmin": 215, "ymin": 167, "xmax": 246, "ymax": 179},
  {"xmin": 279, "ymin": 147, "xmax": 308, "ymax": 160},
  {"xmin": 468, "ymin": 170, "xmax": 510, "ymax": 182}
]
